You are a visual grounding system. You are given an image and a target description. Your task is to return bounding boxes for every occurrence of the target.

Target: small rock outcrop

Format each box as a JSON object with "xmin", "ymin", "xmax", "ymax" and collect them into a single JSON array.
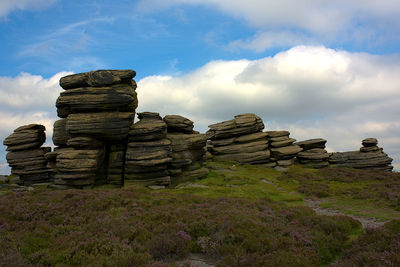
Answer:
[
  {"xmin": 296, "ymin": 138, "xmax": 330, "ymax": 168},
  {"xmin": 125, "ymin": 112, "xmax": 172, "ymax": 186},
  {"xmin": 165, "ymin": 115, "xmax": 209, "ymax": 185},
  {"xmin": 329, "ymin": 138, "xmax": 393, "ymax": 171},
  {"xmin": 3, "ymin": 124, "xmax": 52, "ymax": 185},
  {"xmin": 268, "ymin": 131, "xmax": 302, "ymax": 167},
  {"xmin": 207, "ymin": 114, "xmax": 271, "ymax": 164},
  {"xmin": 51, "ymin": 70, "xmax": 137, "ymax": 188}
]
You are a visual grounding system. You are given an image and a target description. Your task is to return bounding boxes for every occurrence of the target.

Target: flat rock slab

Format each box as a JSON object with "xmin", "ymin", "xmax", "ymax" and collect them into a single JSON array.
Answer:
[
  {"xmin": 164, "ymin": 115, "xmax": 194, "ymax": 133},
  {"xmin": 60, "ymin": 69, "xmax": 136, "ymax": 89},
  {"xmin": 56, "ymin": 84, "xmax": 137, "ymax": 117},
  {"xmin": 129, "ymin": 117, "xmax": 167, "ymax": 141},
  {"xmin": 266, "ymin": 130, "xmax": 289, "ymax": 138},
  {"xmin": 362, "ymin": 138, "xmax": 378, "ymax": 147},
  {"xmin": 270, "ymin": 138, "xmax": 296, "ymax": 148},
  {"xmin": 207, "ymin": 113, "xmax": 264, "ymax": 140},
  {"xmin": 3, "ymin": 124, "xmax": 46, "ymax": 151},
  {"xmin": 295, "ymin": 138, "xmax": 327, "ymax": 150},
  {"xmin": 168, "ymin": 133, "xmax": 207, "ymax": 152},
  {"xmin": 210, "ymin": 139, "xmax": 268, "ymax": 155},
  {"xmin": 270, "ymin": 145, "xmax": 302, "ymax": 159},
  {"xmin": 66, "ymin": 112, "xmax": 134, "ymax": 141},
  {"xmin": 214, "ymin": 150, "xmax": 271, "ymax": 164},
  {"xmin": 210, "ymin": 132, "xmax": 268, "ymax": 147}
]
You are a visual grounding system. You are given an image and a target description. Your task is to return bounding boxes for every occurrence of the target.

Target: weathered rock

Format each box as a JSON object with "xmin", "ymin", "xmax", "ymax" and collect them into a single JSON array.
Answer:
[
  {"xmin": 125, "ymin": 113, "xmax": 172, "ymax": 186},
  {"xmin": 214, "ymin": 150, "xmax": 271, "ymax": 164},
  {"xmin": 128, "ymin": 114, "xmax": 167, "ymax": 141},
  {"xmin": 295, "ymin": 138, "xmax": 327, "ymax": 150},
  {"xmin": 210, "ymin": 139, "xmax": 268, "ymax": 155},
  {"xmin": 163, "ymin": 115, "xmax": 194, "ymax": 133},
  {"xmin": 360, "ymin": 146, "xmax": 380, "ymax": 153},
  {"xmin": 329, "ymin": 138, "xmax": 392, "ymax": 171},
  {"xmin": 269, "ymin": 136, "xmax": 290, "ymax": 142},
  {"xmin": 362, "ymin": 138, "xmax": 378, "ymax": 147},
  {"xmin": 56, "ymin": 84, "xmax": 137, "ymax": 117},
  {"xmin": 297, "ymin": 149, "xmax": 330, "ymax": 161},
  {"xmin": 56, "ymin": 149, "xmax": 104, "ymax": 173},
  {"xmin": 329, "ymin": 150, "xmax": 393, "ymax": 171},
  {"xmin": 53, "ymin": 119, "xmax": 70, "ymax": 147},
  {"xmin": 168, "ymin": 133, "xmax": 208, "ymax": 152},
  {"xmin": 67, "ymin": 137, "xmax": 104, "ymax": 149},
  {"xmin": 207, "ymin": 113, "xmax": 264, "ymax": 140},
  {"xmin": 270, "ymin": 145, "xmax": 302, "ymax": 160},
  {"xmin": 266, "ymin": 131, "xmax": 289, "ymax": 138},
  {"xmin": 66, "ymin": 112, "xmax": 134, "ymax": 141},
  {"xmin": 276, "ymin": 159, "xmax": 295, "ymax": 167},
  {"xmin": 210, "ymin": 132, "xmax": 268, "ymax": 147},
  {"xmin": 3, "ymin": 124, "xmax": 46, "ymax": 151},
  {"xmin": 270, "ymin": 138, "xmax": 296, "ymax": 148},
  {"xmin": 60, "ymin": 69, "xmax": 136, "ymax": 89}
]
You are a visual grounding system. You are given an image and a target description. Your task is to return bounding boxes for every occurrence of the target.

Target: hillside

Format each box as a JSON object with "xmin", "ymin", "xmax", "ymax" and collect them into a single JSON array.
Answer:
[{"xmin": 1, "ymin": 161, "xmax": 399, "ymax": 266}]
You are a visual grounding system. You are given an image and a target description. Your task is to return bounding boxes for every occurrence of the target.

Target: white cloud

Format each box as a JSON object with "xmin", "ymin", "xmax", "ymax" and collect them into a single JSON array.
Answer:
[
  {"xmin": 135, "ymin": 0, "xmax": 400, "ymax": 51},
  {"xmin": 0, "ymin": 0, "xmax": 57, "ymax": 18},
  {"xmin": 228, "ymin": 31, "xmax": 316, "ymax": 52},
  {"xmin": 137, "ymin": 45, "xmax": 400, "ymax": 168},
  {"xmin": 0, "ymin": 71, "xmax": 69, "ymax": 174}
]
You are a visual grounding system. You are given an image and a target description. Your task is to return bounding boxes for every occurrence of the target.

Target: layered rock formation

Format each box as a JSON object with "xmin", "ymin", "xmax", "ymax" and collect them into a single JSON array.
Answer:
[
  {"xmin": 296, "ymin": 138, "xmax": 330, "ymax": 168},
  {"xmin": 165, "ymin": 115, "xmax": 209, "ymax": 185},
  {"xmin": 329, "ymin": 138, "xmax": 393, "ymax": 171},
  {"xmin": 51, "ymin": 70, "xmax": 137, "ymax": 187},
  {"xmin": 125, "ymin": 112, "xmax": 172, "ymax": 186},
  {"xmin": 207, "ymin": 114, "xmax": 271, "ymax": 164},
  {"xmin": 3, "ymin": 124, "xmax": 52, "ymax": 185},
  {"xmin": 268, "ymin": 131, "xmax": 302, "ymax": 167}
]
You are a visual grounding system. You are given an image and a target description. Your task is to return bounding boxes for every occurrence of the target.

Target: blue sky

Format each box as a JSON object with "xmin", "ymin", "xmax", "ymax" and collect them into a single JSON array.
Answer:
[{"xmin": 1, "ymin": 0, "xmax": 400, "ymax": 173}]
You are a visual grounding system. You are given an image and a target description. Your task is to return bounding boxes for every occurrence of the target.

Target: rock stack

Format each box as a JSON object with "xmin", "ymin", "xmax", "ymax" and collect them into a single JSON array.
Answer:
[
  {"xmin": 125, "ymin": 112, "xmax": 172, "ymax": 186},
  {"xmin": 329, "ymin": 138, "xmax": 393, "ymax": 171},
  {"xmin": 207, "ymin": 114, "xmax": 271, "ymax": 164},
  {"xmin": 296, "ymin": 138, "xmax": 330, "ymax": 168},
  {"xmin": 51, "ymin": 70, "xmax": 137, "ymax": 187},
  {"xmin": 268, "ymin": 131, "xmax": 302, "ymax": 167},
  {"xmin": 165, "ymin": 115, "xmax": 209, "ymax": 186},
  {"xmin": 3, "ymin": 124, "xmax": 52, "ymax": 185}
]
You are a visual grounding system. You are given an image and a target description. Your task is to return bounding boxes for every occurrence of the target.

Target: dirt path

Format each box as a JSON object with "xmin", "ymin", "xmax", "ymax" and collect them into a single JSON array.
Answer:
[{"xmin": 304, "ymin": 198, "xmax": 386, "ymax": 228}]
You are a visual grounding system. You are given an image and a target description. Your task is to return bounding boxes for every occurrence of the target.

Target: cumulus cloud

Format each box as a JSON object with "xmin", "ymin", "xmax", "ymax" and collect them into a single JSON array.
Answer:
[
  {"xmin": 0, "ymin": 71, "xmax": 69, "ymax": 174},
  {"xmin": 135, "ymin": 0, "xmax": 400, "ymax": 51},
  {"xmin": 137, "ymin": 45, "xmax": 400, "ymax": 169},
  {"xmin": 0, "ymin": 0, "xmax": 57, "ymax": 18}
]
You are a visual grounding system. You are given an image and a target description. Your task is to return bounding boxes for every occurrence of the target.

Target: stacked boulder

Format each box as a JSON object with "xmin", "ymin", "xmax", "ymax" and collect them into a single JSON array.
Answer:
[
  {"xmin": 296, "ymin": 138, "xmax": 330, "ymax": 168},
  {"xmin": 329, "ymin": 138, "xmax": 393, "ymax": 171},
  {"xmin": 3, "ymin": 124, "xmax": 52, "ymax": 185},
  {"xmin": 268, "ymin": 131, "xmax": 302, "ymax": 167},
  {"xmin": 164, "ymin": 115, "xmax": 209, "ymax": 185},
  {"xmin": 125, "ymin": 112, "xmax": 172, "ymax": 186},
  {"xmin": 207, "ymin": 114, "xmax": 271, "ymax": 164},
  {"xmin": 50, "ymin": 70, "xmax": 137, "ymax": 187}
]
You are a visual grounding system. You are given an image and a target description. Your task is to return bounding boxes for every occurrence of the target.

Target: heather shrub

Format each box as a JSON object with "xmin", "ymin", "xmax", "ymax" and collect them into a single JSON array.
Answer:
[
  {"xmin": 334, "ymin": 220, "xmax": 400, "ymax": 266},
  {"xmin": 0, "ymin": 188, "xmax": 362, "ymax": 266}
]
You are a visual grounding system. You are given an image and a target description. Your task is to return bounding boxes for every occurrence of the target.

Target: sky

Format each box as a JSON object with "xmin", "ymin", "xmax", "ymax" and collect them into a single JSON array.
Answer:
[{"xmin": 1, "ymin": 0, "xmax": 400, "ymax": 173}]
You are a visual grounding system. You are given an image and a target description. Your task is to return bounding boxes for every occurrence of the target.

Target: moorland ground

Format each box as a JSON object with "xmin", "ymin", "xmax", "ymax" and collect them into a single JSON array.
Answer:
[{"xmin": 1, "ymin": 161, "xmax": 399, "ymax": 266}]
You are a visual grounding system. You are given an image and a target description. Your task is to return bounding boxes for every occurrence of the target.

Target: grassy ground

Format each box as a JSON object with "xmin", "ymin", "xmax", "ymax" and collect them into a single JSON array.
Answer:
[{"xmin": 0, "ymin": 161, "xmax": 399, "ymax": 266}]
